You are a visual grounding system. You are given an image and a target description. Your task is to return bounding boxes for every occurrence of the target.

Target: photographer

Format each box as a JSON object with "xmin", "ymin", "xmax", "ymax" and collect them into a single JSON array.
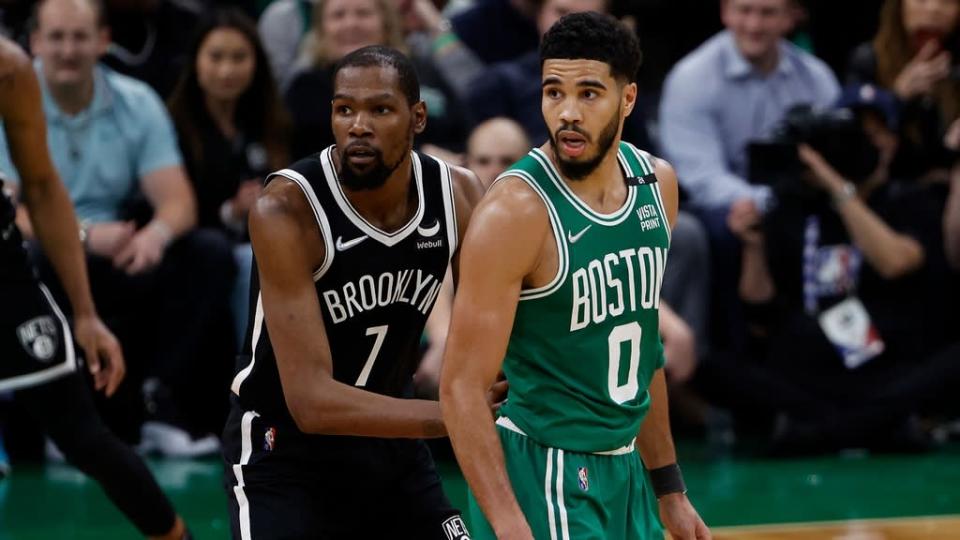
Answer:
[{"xmin": 725, "ymin": 86, "xmax": 948, "ymax": 452}]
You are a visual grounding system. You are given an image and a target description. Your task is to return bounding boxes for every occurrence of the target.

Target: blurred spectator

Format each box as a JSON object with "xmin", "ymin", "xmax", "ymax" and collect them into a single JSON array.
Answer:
[
  {"xmin": 398, "ymin": 0, "xmax": 486, "ymax": 102},
  {"xmin": 847, "ymin": 0, "xmax": 960, "ymax": 180},
  {"xmin": 0, "ymin": 0, "xmax": 235, "ymax": 455},
  {"xmin": 448, "ymin": 0, "xmax": 539, "ymax": 63},
  {"xmin": 284, "ymin": 0, "xmax": 469, "ymax": 159},
  {"xmin": 724, "ymin": 89, "xmax": 950, "ymax": 452},
  {"xmin": 99, "ymin": 0, "xmax": 203, "ymax": 98},
  {"xmin": 167, "ymin": 8, "xmax": 290, "ymax": 343},
  {"xmin": 465, "ymin": 117, "xmax": 529, "ymax": 188},
  {"xmin": 660, "ymin": 0, "xmax": 839, "ymax": 214},
  {"xmin": 467, "ymin": 0, "xmax": 652, "ymax": 149},
  {"xmin": 260, "ymin": 0, "xmax": 485, "ymax": 102},
  {"xmin": 257, "ymin": 0, "xmax": 314, "ymax": 83},
  {"xmin": 659, "ymin": 0, "xmax": 838, "ymax": 355}
]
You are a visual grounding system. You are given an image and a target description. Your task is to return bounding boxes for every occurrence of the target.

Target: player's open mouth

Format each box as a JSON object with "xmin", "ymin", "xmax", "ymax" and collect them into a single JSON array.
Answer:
[
  {"xmin": 346, "ymin": 147, "xmax": 378, "ymax": 165},
  {"xmin": 558, "ymin": 132, "xmax": 587, "ymax": 158}
]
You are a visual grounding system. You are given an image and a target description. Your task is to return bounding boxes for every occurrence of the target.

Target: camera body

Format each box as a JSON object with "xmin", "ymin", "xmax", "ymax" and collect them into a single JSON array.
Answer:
[{"xmin": 748, "ymin": 105, "xmax": 881, "ymax": 196}]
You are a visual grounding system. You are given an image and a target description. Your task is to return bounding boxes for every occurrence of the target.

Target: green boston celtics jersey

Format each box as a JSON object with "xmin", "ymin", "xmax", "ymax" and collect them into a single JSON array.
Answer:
[{"xmin": 497, "ymin": 142, "xmax": 671, "ymax": 453}]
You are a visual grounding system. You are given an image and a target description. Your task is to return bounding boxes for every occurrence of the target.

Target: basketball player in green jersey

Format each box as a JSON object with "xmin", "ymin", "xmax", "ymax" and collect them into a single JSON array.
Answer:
[{"xmin": 441, "ymin": 12, "xmax": 710, "ymax": 540}]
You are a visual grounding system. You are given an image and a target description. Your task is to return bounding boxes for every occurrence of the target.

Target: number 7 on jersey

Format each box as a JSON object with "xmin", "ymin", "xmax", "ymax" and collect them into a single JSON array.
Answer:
[{"xmin": 356, "ymin": 325, "xmax": 388, "ymax": 387}]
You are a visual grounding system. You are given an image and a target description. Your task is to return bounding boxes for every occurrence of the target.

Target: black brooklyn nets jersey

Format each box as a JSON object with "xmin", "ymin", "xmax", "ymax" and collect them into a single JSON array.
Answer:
[{"xmin": 230, "ymin": 146, "xmax": 458, "ymax": 426}]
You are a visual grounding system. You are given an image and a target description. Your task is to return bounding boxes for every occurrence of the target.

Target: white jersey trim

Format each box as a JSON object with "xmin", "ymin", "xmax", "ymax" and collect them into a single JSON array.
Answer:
[
  {"xmin": 230, "ymin": 294, "xmax": 264, "ymax": 396},
  {"xmin": 0, "ymin": 283, "xmax": 78, "ymax": 393},
  {"xmin": 231, "ymin": 410, "xmax": 260, "ymax": 540},
  {"xmin": 491, "ymin": 170, "xmax": 569, "ymax": 301},
  {"xmin": 529, "ymin": 148, "xmax": 637, "ymax": 227},
  {"xmin": 321, "ymin": 146, "xmax": 426, "ymax": 247},
  {"xmin": 435, "ymin": 156, "xmax": 459, "ymax": 261},
  {"xmin": 268, "ymin": 168, "xmax": 336, "ymax": 278},
  {"xmin": 495, "ymin": 416, "xmax": 636, "ymax": 455}
]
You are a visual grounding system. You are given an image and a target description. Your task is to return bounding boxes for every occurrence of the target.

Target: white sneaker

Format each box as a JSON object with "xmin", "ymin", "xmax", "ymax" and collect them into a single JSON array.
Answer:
[{"xmin": 140, "ymin": 422, "xmax": 220, "ymax": 458}]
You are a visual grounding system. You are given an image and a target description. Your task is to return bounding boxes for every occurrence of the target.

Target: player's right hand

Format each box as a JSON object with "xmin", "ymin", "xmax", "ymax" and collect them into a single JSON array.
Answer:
[{"xmin": 73, "ymin": 314, "xmax": 126, "ymax": 397}]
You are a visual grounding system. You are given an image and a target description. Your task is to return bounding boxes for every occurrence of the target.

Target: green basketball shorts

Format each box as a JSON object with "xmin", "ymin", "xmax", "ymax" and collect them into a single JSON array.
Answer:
[{"xmin": 468, "ymin": 419, "xmax": 663, "ymax": 539}]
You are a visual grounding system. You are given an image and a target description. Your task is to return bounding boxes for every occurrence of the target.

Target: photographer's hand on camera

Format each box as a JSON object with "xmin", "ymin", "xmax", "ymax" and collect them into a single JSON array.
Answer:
[
  {"xmin": 727, "ymin": 198, "xmax": 764, "ymax": 246},
  {"xmin": 797, "ymin": 144, "xmax": 851, "ymax": 198},
  {"xmin": 893, "ymin": 40, "xmax": 952, "ymax": 101},
  {"xmin": 797, "ymin": 145, "xmax": 925, "ymax": 280}
]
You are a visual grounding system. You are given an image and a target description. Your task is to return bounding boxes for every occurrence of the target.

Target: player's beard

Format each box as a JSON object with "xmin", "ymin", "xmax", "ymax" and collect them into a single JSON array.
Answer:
[
  {"xmin": 338, "ymin": 143, "xmax": 405, "ymax": 191},
  {"xmin": 549, "ymin": 106, "xmax": 621, "ymax": 182}
]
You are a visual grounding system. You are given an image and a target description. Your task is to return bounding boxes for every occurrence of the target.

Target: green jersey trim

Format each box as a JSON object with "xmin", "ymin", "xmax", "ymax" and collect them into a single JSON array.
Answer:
[
  {"xmin": 624, "ymin": 144, "xmax": 672, "ymax": 244},
  {"xmin": 491, "ymin": 171, "xmax": 570, "ymax": 301},
  {"xmin": 529, "ymin": 148, "xmax": 637, "ymax": 226}
]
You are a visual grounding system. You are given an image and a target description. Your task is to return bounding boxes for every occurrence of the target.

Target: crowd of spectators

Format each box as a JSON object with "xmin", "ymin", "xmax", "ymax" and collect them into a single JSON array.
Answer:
[{"xmin": 0, "ymin": 0, "xmax": 958, "ymax": 460}]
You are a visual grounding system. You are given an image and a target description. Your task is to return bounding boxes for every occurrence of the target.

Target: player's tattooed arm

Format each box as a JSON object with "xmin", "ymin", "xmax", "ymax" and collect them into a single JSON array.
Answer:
[
  {"xmin": 250, "ymin": 180, "xmax": 448, "ymax": 438},
  {"xmin": 441, "ymin": 177, "xmax": 549, "ymax": 540}
]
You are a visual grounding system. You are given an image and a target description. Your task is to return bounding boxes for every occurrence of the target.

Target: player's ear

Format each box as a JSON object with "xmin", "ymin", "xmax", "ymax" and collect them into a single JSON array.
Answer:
[
  {"xmin": 412, "ymin": 100, "xmax": 427, "ymax": 135},
  {"xmin": 621, "ymin": 81, "xmax": 637, "ymax": 118}
]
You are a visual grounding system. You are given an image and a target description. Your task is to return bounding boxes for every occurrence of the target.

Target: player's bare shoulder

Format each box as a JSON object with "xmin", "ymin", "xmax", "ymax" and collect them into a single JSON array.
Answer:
[
  {"xmin": 647, "ymin": 154, "xmax": 679, "ymax": 224},
  {"xmin": 0, "ymin": 38, "xmax": 32, "ymax": 103},
  {"xmin": 250, "ymin": 176, "xmax": 326, "ymax": 268}
]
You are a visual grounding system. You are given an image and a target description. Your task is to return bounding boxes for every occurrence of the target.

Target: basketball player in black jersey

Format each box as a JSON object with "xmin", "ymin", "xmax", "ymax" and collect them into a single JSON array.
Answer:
[
  {"xmin": 0, "ymin": 36, "xmax": 188, "ymax": 539},
  {"xmin": 223, "ymin": 46, "xmax": 495, "ymax": 539}
]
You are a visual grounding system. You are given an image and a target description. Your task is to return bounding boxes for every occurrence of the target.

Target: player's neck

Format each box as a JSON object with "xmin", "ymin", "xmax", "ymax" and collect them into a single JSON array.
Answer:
[
  {"xmin": 545, "ymin": 141, "xmax": 627, "ymax": 212},
  {"xmin": 340, "ymin": 153, "xmax": 418, "ymax": 233},
  {"xmin": 47, "ymin": 76, "xmax": 95, "ymax": 116}
]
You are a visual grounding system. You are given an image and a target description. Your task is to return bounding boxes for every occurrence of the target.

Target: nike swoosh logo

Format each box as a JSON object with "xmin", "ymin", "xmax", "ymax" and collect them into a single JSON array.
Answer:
[
  {"xmin": 417, "ymin": 219, "xmax": 440, "ymax": 237},
  {"xmin": 567, "ymin": 225, "xmax": 591, "ymax": 244},
  {"xmin": 335, "ymin": 235, "xmax": 368, "ymax": 251}
]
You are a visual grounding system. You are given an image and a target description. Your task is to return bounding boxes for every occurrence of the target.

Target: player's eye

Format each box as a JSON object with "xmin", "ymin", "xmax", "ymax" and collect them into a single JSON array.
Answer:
[
  {"xmin": 545, "ymin": 88, "xmax": 561, "ymax": 99},
  {"xmin": 336, "ymin": 105, "xmax": 352, "ymax": 115},
  {"xmin": 375, "ymin": 106, "xmax": 391, "ymax": 115},
  {"xmin": 582, "ymin": 90, "xmax": 597, "ymax": 100}
]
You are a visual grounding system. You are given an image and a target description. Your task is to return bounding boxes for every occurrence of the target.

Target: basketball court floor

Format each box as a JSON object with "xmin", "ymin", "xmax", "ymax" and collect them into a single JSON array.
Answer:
[{"xmin": 0, "ymin": 441, "xmax": 957, "ymax": 539}]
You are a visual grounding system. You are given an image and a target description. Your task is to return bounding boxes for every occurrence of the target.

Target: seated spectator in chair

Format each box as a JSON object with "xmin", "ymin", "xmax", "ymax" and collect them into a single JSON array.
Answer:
[
  {"xmin": 467, "ymin": 0, "xmax": 651, "ymax": 149},
  {"xmin": 284, "ymin": 0, "xmax": 469, "ymax": 159},
  {"xmin": 659, "ymin": 0, "xmax": 838, "ymax": 354},
  {"xmin": 659, "ymin": 0, "xmax": 839, "ymax": 219},
  {"xmin": 725, "ymin": 88, "xmax": 949, "ymax": 453},
  {"xmin": 167, "ymin": 8, "xmax": 290, "ymax": 344},
  {"xmin": 847, "ymin": 0, "xmax": 959, "ymax": 184},
  {"xmin": 0, "ymin": 0, "xmax": 235, "ymax": 456}
]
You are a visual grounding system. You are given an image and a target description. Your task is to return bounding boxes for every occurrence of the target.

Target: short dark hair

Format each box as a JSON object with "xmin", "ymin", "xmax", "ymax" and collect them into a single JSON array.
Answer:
[
  {"xmin": 540, "ymin": 12, "xmax": 641, "ymax": 84},
  {"xmin": 332, "ymin": 45, "xmax": 421, "ymax": 106}
]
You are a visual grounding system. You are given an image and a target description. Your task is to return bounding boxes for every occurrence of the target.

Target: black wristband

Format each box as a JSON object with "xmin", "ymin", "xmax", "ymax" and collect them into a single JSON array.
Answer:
[{"xmin": 648, "ymin": 463, "xmax": 686, "ymax": 498}]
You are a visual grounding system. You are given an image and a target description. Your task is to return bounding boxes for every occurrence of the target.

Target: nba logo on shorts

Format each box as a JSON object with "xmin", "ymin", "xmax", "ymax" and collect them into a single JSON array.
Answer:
[
  {"xmin": 264, "ymin": 427, "xmax": 276, "ymax": 452},
  {"xmin": 441, "ymin": 516, "xmax": 471, "ymax": 540},
  {"xmin": 578, "ymin": 467, "xmax": 589, "ymax": 491}
]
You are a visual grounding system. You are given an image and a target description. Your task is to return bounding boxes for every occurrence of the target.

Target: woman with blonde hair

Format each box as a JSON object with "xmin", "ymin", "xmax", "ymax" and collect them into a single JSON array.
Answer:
[
  {"xmin": 284, "ymin": 0, "xmax": 469, "ymax": 159},
  {"xmin": 848, "ymin": 0, "xmax": 960, "ymax": 178}
]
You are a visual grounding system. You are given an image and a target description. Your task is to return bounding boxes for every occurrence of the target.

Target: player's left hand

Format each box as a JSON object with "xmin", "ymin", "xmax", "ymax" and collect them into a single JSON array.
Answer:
[
  {"xmin": 73, "ymin": 314, "xmax": 126, "ymax": 397},
  {"xmin": 485, "ymin": 372, "xmax": 509, "ymax": 416},
  {"xmin": 659, "ymin": 492, "xmax": 711, "ymax": 540}
]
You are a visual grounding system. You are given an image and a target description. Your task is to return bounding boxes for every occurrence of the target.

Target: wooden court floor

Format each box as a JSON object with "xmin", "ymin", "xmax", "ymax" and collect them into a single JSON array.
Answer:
[{"xmin": 704, "ymin": 515, "xmax": 960, "ymax": 539}]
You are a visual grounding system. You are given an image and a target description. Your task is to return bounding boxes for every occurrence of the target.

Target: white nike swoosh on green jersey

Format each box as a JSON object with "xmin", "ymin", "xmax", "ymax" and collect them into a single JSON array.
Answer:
[{"xmin": 567, "ymin": 225, "xmax": 591, "ymax": 244}]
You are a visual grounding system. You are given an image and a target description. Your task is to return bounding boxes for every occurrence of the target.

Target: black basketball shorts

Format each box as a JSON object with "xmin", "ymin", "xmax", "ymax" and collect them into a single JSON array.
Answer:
[{"xmin": 223, "ymin": 402, "xmax": 471, "ymax": 540}]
